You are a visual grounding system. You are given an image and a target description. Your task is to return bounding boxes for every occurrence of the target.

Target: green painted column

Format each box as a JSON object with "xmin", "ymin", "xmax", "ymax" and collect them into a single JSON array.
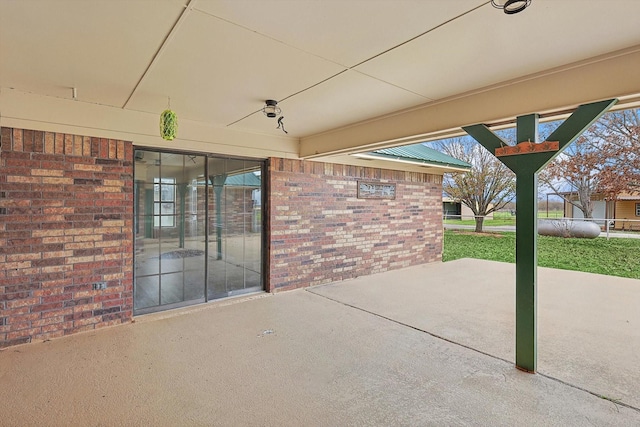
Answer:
[
  {"xmin": 144, "ymin": 189, "xmax": 154, "ymax": 238},
  {"xmin": 134, "ymin": 180, "xmax": 142, "ymax": 235},
  {"xmin": 210, "ymin": 175, "xmax": 227, "ymax": 261},
  {"xmin": 514, "ymin": 114, "xmax": 540, "ymax": 372},
  {"xmin": 514, "ymin": 171, "xmax": 537, "ymax": 371},
  {"xmin": 463, "ymin": 99, "xmax": 617, "ymax": 373},
  {"xmin": 178, "ymin": 184, "xmax": 188, "ymax": 249}
]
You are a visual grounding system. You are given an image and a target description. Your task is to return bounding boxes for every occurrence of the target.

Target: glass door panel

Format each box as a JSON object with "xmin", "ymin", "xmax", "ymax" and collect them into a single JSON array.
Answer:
[
  {"xmin": 244, "ymin": 213, "xmax": 262, "ymax": 289},
  {"xmin": 207, "ymin": 158, "xmax": 263, "ymax": 298},
  {"xmin": 207, "ymin": 157, "xmax": 227, "ymax": 299},
  {"xmin": 243, "ymin": 160, "xmax": 263, "ymax": 291},
  {"xmin": 134, "ymin": 152, "xmax": 161, "ymax": 311},
  {"xmin": 134, "ymin": 150, "xmax": 207, "ymax": 313}
]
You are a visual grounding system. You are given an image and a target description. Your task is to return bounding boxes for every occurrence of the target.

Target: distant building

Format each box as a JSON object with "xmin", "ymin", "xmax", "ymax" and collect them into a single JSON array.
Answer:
[
  {"xmin": 561, "ymin": 192, "xmax": 640, "ymax": 230},
  {"xmin": 442, "ymin": 197, "xmax": 493, "ymax": 220}
]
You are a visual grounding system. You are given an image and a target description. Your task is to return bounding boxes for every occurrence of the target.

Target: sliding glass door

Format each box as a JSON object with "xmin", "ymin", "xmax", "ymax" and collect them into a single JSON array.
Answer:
[{"xmin": 134, "ymin": 150, "xmax": 264, "ymax": 314}]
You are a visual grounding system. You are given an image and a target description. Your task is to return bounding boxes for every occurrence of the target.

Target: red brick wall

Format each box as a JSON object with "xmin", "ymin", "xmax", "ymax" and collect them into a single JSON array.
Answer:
[
  {"xmin": 268, "ymin": 158, "xmax": 443, "ymax": 292},
  {"xmin": 0, "ymin": 127, "xmax": 133, "ymax": 348}
]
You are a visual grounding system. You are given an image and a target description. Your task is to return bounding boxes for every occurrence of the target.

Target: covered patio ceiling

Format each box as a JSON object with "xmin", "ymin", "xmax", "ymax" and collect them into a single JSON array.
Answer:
[{"xmin": 1, "ymin": 0, "xmax": 640, "ymax": 163}]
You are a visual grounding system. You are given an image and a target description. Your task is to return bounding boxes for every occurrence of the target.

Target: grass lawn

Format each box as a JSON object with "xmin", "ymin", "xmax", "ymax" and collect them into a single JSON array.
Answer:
[
  {"xmin": 443, "ymin": 230, "xmax": 640, "ymax": 279},
  {"xmin": 444, "ymin": 218, "xmax": 516, "ymax": 227}
]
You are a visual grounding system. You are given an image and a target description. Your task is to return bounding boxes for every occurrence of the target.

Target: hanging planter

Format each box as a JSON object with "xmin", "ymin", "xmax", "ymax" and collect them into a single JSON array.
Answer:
[{"xmin": 160, "ymin": 109, "xmax": 178, "ymax": 141}]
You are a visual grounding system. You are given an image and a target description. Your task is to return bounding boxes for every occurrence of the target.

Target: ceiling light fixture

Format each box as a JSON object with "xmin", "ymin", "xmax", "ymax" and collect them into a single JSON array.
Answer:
[
  {"xmin": 491, "ymin": 0, "xmax": 532, "ymax": 14},
  {"xmin": 262, "ymin": 99, "xmax": 281, "ymax": 118}
]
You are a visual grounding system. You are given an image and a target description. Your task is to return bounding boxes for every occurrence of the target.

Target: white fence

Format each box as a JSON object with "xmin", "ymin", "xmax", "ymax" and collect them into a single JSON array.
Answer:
[{"xmin": 443, "ymin": 214, "xmax": 640, "ymax": 239}]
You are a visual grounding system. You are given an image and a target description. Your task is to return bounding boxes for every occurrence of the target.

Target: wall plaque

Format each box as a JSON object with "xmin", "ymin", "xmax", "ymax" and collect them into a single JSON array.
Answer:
[{"xmin": 357, "ymin": 181, "xmax": 396, "ymax": 199}]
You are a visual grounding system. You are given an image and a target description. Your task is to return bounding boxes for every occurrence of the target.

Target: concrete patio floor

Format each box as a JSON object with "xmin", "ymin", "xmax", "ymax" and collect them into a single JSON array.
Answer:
[{"xmin": 1, "ymin": 258, "xmax": 639, "ymax": 426}]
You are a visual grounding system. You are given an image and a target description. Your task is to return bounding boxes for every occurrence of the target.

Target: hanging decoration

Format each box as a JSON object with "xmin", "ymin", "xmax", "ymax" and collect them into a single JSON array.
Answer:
[
  {"xmin": 277, "ymin": 116, "xmax": 288, "ymax": 134},
  {"xmin": 262, "ymin": 100, "xmax": 289, "ymax": 134},
  {"xmin": 160, "ymin": 97, "xmax": 178, "ymax": 141}
]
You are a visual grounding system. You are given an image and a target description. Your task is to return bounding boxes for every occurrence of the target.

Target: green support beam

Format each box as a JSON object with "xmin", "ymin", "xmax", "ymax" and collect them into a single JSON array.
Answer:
[
  {"xmin": 134, "ymin": 180, "xmax": 142, "ymax": 236},
  {"xmin": 463, "ymin": 99, "xmax": 617, "ymax": 373},
  {"xmin": 210, "ymin": 175, "xmax": 227, "ymax": 261},
  {"xmin": 144, "ymin": 189, "xmax": 154, "ymax": 238},
  {"xmin": 178, "ymin": 184, "xmax": 188, "ymax": 249}
]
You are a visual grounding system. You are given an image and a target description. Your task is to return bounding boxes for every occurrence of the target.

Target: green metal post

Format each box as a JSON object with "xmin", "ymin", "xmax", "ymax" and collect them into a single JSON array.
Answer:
[
  {"xmin": 178, "ymin": 184, "xmax": 188, "ymax": 249},
  {"xmin": 134, "ymin": 180, "xmax": 141, "ymax": 235},
  {"xmin": 211, "ymin": 175, "xmax": 227, "ymax": 261},
  {"xmin": 463, "ymin": 99, "xmax": 617, "ymax": 373},
  {"xmin": 144, "ymin": 189, "xmax": 154, "ymax": 238},
  {"xmin": 515, "ymin": 171, "xmax": 537, "ymax": 371},
  {"xmin": 514, "ymin": 114, "xmax": 539, "ymax": 372}
]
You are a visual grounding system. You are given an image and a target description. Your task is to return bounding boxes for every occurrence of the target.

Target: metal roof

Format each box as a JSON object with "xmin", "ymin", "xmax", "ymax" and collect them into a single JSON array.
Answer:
[
  {"xmin": 617, "ymin": 194, "xmax": 640, "ymax": 201},
  {"xmin": 225, "ymin": 172, "xmax": 261, "ymax": 187},
  {"xmin": 371, "ymin": 144, "xmax": 471, "ymax": 170}
]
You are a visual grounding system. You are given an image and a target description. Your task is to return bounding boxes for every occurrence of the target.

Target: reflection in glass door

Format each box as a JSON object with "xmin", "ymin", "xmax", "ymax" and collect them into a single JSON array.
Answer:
[
  {"xmin": 134, "ymin": 150, "xmax": 264, "ymax": 314},
  {"xmin": 207, "ymin": 158, "xmax": 263, "ymax": 299}
]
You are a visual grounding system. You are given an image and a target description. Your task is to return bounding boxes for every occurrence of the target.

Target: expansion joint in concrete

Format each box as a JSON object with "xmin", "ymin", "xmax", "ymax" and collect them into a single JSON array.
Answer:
[{"xmin": 305, "ymin": 288, "xmax": 640, "ymax": 415}]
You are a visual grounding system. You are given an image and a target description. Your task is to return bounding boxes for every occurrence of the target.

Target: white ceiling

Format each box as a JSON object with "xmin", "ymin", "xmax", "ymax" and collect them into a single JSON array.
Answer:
[{"xmin": 2, "ymin": 0, "xmax": 640, "ymax": 143}]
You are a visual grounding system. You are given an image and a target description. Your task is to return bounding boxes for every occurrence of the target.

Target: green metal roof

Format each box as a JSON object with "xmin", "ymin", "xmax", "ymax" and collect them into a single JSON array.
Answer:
[
  {"xmin": 371, "ymin": 144, "xmax": 471, "ymax": 169},
  {"xmin": 225, "ymin": 172, "xmax": 261, "ymax": 187}
]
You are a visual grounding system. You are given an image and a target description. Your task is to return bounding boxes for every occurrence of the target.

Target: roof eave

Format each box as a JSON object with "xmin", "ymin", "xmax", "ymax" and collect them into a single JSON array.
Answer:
[{"xmin": 352, "ymin": 153, "xmax": 471, "ymax": 173}]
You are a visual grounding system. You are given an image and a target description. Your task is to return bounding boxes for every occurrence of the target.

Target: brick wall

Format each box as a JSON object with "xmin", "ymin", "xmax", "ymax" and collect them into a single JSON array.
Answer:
[
  {"xmin": 0, "ymin": 127, "xmax": 133, "ymax": 348},
  {"xmin": 268, "ymin": 158, "xmax": 443, "ymax": 292}
]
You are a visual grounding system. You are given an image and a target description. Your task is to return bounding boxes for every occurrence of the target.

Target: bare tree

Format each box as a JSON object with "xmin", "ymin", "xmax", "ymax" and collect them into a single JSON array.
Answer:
[
  {"xmin": 436, "ymin": 137, "xmax": 515, "ymax": 232},
  {"xmin": 541, "ymin": 136, "xmax": 602, "ymax": 218},
  {"xmin": 541, "ymin": 109, "xmax": 640, "ymax": 218},
  {"xmin": 588, "ymin": 109, "xmax": 640, "ymax": 196}
]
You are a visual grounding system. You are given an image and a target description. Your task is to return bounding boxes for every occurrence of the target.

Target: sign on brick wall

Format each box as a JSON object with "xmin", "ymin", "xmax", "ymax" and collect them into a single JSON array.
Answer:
[{"xmin": 357, "ymin": 181, "xmax": 396, "ymax": 199}]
